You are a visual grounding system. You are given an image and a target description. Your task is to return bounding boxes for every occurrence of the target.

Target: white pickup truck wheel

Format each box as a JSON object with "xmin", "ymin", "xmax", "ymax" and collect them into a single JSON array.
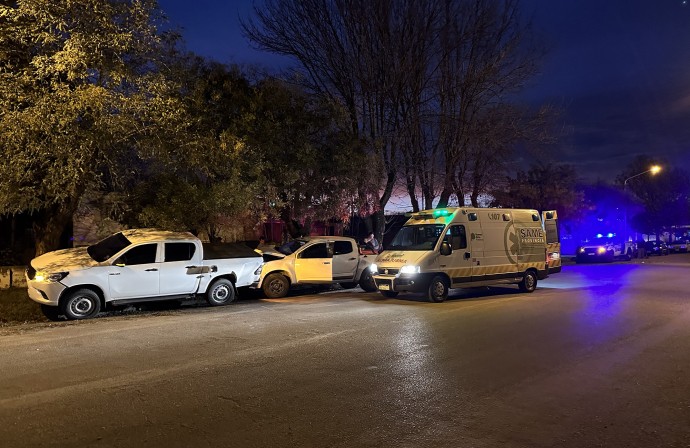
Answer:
[
  {"xmin": 206, "ymin": 279, "xmax": 236, "ymax": 306},
  {"xmin": 263, "ymin": 273, "xmax": 289, "ymax": 298},
  {"xmin": 61, "ymin": 289, "xmax": 101, "ymax": 320}
]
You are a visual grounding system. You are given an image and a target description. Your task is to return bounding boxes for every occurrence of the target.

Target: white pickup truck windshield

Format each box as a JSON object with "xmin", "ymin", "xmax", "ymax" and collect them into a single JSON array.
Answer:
[{"xmin": 87, "ymin": 232, "xmax": 132, "ymax": 262}]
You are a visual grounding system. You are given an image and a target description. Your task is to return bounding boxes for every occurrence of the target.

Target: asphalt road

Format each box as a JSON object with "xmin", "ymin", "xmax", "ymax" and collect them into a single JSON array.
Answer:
[{"xmin": 1, "ymin": 255, "xmax": 690, "ymax": 447}]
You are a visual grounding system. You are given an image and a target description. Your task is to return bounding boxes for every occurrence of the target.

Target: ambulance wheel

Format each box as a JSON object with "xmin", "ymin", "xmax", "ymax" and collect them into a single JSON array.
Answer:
[
  {"xmin": 263, "ymin": 273, "xmax": 290, "ymax": 298},
  {"xmin": 380, "ymin": 290, "xmax": 399, "ymax": 298},
  {"xmin": 519, "ymin": 270, "xmax": 538, "ymax": 293},
  {"xmin": 427, "ymin": 276, "xmax": 449, "ymax": 303}
]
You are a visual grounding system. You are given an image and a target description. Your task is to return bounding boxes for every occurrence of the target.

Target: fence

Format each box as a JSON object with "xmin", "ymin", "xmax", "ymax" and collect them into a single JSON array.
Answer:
[{"xmin": 0, "ymin": 266, "xmax": 27, "ymax": 289}]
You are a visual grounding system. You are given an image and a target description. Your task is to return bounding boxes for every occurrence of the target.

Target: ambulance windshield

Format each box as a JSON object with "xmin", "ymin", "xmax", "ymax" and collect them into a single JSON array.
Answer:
[{"xmin": 388, "ymin": 224, "xmax": 446, "ymax": 251}]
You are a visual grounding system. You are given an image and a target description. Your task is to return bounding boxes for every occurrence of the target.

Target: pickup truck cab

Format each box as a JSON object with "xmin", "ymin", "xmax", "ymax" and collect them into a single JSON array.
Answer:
[
  {"xmin": 256, "ymin": 236, "xmax": 377, "ymax": 298},
  {"xmin": 26, "ymin": 229, "xmax": 264, "ymax": 320}
]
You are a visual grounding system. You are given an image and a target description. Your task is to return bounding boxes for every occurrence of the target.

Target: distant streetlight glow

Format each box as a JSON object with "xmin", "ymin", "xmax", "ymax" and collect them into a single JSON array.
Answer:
[{"xmin": 623, "ymin": 165, "xmax": 663, "ymax": 244}]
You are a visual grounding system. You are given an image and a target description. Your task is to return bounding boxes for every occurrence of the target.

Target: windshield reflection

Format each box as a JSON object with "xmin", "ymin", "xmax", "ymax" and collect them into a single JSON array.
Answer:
[{"xmin": 388, "ymin": 225, "xmax": 445, "ymax": 251}]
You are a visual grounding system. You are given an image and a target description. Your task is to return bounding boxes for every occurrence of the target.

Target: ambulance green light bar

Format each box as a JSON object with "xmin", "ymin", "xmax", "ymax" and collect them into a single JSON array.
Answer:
[{"xmin": 406, "ymin": 208, "xmax": 454, "ymax": 219}]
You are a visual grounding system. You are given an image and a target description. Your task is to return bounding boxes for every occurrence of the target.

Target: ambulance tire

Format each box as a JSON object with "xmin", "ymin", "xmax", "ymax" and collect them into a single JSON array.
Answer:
[
  {"xmin": 427, "ymin": 276, "xmax": 449, "ymax": 303},
  {"xmin": 519, "ymin": 270, "xmax": 538, "ymax": 293}
]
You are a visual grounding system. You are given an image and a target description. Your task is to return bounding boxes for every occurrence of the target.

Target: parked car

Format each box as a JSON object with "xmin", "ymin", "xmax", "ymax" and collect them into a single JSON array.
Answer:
[
  {"xmin": 26, "ymin": 229, "xmax": 264, "ymax": 320},
  {"xmin": 645, "ymin": 240, "xmax": 670, "ymax": 256},
  {"xmin": 256, "ymin": 236, "xmax": 377, "ymax": 298},
  {"xmin": 576, "ymin": 236, "xmax": 632, "ymax": 263},
  {"xmin": 669, "ymin": 239, "xmax": 689, "ymax": 253}
]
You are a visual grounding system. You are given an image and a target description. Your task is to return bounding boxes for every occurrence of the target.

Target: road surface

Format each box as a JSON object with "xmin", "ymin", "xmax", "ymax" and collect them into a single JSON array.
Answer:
[{"xmin": 1, "ymin": 256, "xmax": 689, "ymax": 447}]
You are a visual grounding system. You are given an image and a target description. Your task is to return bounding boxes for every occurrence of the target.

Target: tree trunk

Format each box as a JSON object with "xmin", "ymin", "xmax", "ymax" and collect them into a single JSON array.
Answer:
[
  {"xmin": 373, "ymin": 209, "xmax": 386, "ymax": 250},
  {"xmin": 405, "ymin": 174, "xmax": 420, "ymax": 212},
  {"xmin": 437, "ymin": 186, "xmax": 452, "ymax": 209},
  {"xmin": 32, "ymin": 203, "xmax": 75, "ymax": 257}
]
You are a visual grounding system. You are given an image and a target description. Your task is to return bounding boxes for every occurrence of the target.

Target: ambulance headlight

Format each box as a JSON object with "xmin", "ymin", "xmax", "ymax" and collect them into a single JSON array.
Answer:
[
  {"xmin": 597, "ymin": 247, "xmax": 607, "ymax": 254},
  {"xmin": 369, "ymin": 264, "xmax": 378, "ymax": 274},
  {"xmin": 400, "ymin": 265, "xmax": 421, "ymax": 274},
  {"xmin": 578, "ymin": 247, "xmax": 585, "ymax": 253},
  {"xmin": 254, "ymin": 264, "xmax": 264, "ymax": 275}
]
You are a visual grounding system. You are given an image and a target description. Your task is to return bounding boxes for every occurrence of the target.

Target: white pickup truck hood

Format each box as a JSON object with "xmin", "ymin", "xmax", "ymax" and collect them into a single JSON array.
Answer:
[{"xmin": 30, "ymin": 247, "xmax": 99, "ymax": 273}]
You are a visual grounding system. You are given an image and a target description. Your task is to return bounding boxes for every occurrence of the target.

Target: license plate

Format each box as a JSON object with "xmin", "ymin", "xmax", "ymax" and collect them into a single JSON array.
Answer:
[
  {"xmin": 587, "ymin": 252, "xmax": 595, "ymax": 255},
  {"xmin": 379, "ymin": 284, "xmax": 390, "ymax": 291}
]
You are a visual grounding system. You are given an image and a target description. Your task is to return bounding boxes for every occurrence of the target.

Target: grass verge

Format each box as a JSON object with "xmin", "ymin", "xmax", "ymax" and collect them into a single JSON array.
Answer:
[{"xmin": 0, "ymin": 288, "xmax": 45, "ymax": 325}]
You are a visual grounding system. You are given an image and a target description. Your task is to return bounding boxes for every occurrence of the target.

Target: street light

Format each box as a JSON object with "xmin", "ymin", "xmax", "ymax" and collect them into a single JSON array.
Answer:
[{"xmin": 623, "ymin": 165, "xmax": 662, "ymax": 248}]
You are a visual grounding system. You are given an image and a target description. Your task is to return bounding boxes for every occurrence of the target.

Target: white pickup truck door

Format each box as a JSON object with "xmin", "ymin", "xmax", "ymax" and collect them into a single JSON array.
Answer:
[
  {"xmin": 159, "ymin": 241, "xmax": 201, "ymax": 296},
  {"xmin": 294, "ymin": 242, "xmax": 332, "ymax": 282},
  {"xmin": 332, "ymin": 240, "xmax": 358, "ymax": 281},
  {"xmin": 108, "ymin": 243, "xmax": 160, "ymax": 299}
]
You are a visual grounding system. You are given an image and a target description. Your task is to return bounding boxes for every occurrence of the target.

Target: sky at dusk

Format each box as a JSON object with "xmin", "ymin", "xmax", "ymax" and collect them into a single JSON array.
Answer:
[{"xmin": 158, "ymin": 0, "xmax": 690, "ymax": 182}]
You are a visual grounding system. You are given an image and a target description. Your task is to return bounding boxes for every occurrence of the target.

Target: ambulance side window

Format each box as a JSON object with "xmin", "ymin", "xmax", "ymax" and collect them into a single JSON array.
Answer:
[{"xmin": 445, "ymin": 225, "xmax": 467, "ymax": 250}]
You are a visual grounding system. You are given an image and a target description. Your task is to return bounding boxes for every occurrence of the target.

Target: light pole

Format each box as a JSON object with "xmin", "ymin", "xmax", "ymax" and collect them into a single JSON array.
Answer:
[{"xmin": 623, "ymin": 165, "xmax": 661, "ymax": 248}]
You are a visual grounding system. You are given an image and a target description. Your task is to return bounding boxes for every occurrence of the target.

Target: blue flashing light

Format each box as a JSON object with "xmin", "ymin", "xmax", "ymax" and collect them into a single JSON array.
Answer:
[
  {"xmin": 607, "ymin": 233, "xmax": 614, "ymax": 238},
  {"xmin": 596, "ymin": 233, "xmax": 603, "ymax": 238}
]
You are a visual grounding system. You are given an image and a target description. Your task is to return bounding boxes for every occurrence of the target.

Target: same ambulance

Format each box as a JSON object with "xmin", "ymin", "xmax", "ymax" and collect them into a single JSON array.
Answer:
[{"xmin": 371, "ymin": 207, "xmax": 561, "ymax": 302}]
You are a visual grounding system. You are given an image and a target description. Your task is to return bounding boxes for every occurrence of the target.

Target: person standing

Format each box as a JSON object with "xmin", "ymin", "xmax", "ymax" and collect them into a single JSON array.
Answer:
[{"xmin": 364, "ymin": 232, "xmax": 381, "ymax": 253}]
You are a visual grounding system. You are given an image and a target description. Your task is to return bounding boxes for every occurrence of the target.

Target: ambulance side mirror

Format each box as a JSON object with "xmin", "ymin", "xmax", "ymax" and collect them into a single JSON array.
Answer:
[{"xmin": 440, "ymin": 241, "xmax": 452, "ymax": 256}]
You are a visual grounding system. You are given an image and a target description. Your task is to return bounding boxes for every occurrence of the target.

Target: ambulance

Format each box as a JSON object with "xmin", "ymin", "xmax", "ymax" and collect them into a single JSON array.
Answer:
[{"xmin": 371, "ymin": 207, "xmax": 561, "ymax": 302}]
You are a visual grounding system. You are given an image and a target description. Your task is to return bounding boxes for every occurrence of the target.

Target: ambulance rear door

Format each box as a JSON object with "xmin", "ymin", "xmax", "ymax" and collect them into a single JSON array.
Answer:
[{"xmin": 543, "ymin": 210, "xmax": 561, "ymax": 273}]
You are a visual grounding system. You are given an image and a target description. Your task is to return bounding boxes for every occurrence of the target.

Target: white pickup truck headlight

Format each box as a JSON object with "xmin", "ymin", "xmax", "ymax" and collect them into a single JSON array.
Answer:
[
  {"xmin": 400, "ymin": 265, "xmax": 421, "ymax": 274},
  {"xmin": 254, "ymin": 264, "xmax": 264, "ymax": 275},
  {"xmin": 35, "ymin": 271, "xmax": 68, "ymax": 283}
]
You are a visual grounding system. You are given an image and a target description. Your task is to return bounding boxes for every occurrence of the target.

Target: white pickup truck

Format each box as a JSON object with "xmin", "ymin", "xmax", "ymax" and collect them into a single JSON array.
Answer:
[
  {"xmin": 256, "ymin": 236, "xmax": 377, "ymax": 298},
  {"xmin": 26, "ymin": 229, "xmax": 264, "ymax": 320}
]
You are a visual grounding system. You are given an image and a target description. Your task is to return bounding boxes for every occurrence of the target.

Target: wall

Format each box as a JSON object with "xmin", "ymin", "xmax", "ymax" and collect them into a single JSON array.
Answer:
[{"xmin": 0, "ymin": 266, "xmax": 27, "ymax": 289}]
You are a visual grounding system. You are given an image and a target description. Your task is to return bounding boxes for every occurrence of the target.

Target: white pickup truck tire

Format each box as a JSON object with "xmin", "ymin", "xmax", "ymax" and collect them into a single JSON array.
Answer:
[
  {"xmin": 61, "ymin": 288, "xmax": 102, "ymax": 320},
  {"xmin": 206, "ymin": 278, "xmax": 237, "ymax": 306}
]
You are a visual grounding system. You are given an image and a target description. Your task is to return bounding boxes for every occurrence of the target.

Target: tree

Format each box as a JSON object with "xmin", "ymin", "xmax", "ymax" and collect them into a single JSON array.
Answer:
[
  {"xmin": 0, "ymin": 0, "xmax": 176, "ymax": 255},
  {"xmin": 244, "ymin": 0, "xmax": 547, "ymax": 226},
  {"xmin": 247, "ymin": 78, "xmax": 372, "ymax": 238},
  {"xmin": 617, "ymin": 156, "xmax": 690, "ymax": 235},
  {"xmin": 244, "ymin": 0, "xmax": 429, "ymax": 239},
  {"xmin": 491, "ymin": 163, "xmax": 587, "ymax": 222},
  {"xmin": 109, "ymin": 57, "xmax": 264, "ymax": 242}
]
